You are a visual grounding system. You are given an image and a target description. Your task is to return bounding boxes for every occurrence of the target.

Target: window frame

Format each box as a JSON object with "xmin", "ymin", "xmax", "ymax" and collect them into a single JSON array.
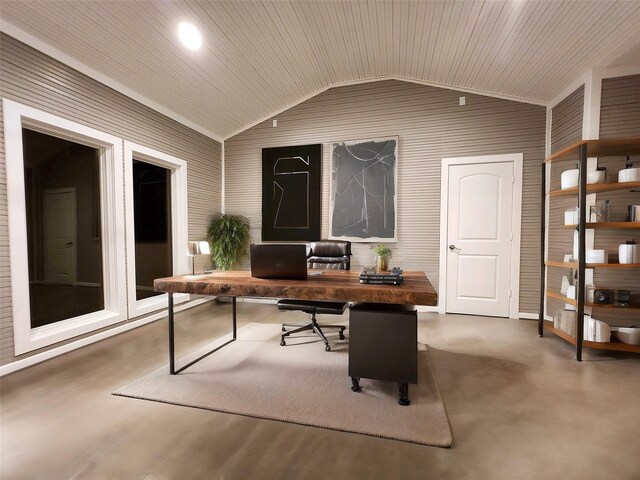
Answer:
[
  {"xmin": 124, "ymin": 141, "xmax": 190, "ymax": 318},
  {"xmin": 3, "ymin": 99, "xmax": 127, "ymax": 355}
]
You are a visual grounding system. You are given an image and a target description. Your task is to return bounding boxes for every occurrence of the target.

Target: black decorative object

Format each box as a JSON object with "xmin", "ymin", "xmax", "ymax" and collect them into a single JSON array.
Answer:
[
  {"xmin": 262, "ymin": 144, "xmax": 321, "ymax": 241},
  {"xmin": 593, "ymin": 289, "xmax": 614, "ymax": 304},
  {"xmin": 330, "ymin": 137, "xmax": 398, "ymax": 242}
]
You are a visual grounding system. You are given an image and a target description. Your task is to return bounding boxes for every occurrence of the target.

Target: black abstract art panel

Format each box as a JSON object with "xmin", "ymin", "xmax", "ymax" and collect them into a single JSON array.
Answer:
[
  {"xmin": 262, "ymin": 144, "xmax": 321, "ymax": 241},
  {"xmin": 330, "ymin": 137, "xmax": 397, "ymax": 242}
]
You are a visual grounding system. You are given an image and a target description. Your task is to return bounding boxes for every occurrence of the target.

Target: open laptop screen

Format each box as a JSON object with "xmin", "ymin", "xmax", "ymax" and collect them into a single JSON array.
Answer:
[{"xmin": 250, "ymin": 244, "xmax": 307, "ymax": 279}]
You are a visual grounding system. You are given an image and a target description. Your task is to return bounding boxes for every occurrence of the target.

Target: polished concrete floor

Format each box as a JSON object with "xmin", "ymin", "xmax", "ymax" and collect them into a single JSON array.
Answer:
[{"xmin": 1, "ymin": 301, "xmax": 639, "ymax": 480}]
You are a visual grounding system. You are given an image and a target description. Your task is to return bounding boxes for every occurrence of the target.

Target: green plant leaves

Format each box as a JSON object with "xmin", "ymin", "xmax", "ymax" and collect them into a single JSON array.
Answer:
[{"xmin": 207, "ymin": 214, "xmax": 250, "ymax": 270}]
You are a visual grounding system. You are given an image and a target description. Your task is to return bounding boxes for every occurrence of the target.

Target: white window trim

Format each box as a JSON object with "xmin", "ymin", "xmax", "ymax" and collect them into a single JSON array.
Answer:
[
  {"xmin": 438, "ymin": 153, "xmax": 524, "ymax": 319},
  {"xmin": 124, "ymin": 141, "xmax": 190, "ymax": 318},
  {"xmin": 3, "ymin": 99, "xmax": 127, "ymax": 355}
]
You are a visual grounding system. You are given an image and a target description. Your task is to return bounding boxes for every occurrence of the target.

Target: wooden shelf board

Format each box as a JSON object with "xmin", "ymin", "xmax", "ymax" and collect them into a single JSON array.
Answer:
[
  {"xmin": 546, "ymin": 290, "xmax": 576, "ymax": 305},
  {"xmin": 543, "ymin": 322, "xmax": 640, "ymax": 353},
  {"xmin": 545, "ymin": 138, "xmax": 640, "ymax": 163},
  {"xmin": 545, "ymin": 260, "xmax": 640, "ymax": 269},
  {"xmin": 560, "ymin": 222, "xmax": 640, "ymax": 230},
  {"xmin": 545, "ymin": 291, "xmax": 640, "ymax": 310},
  {"xmin": 548, "ymin": 181, "xmax": 640, "ymax": 197},
  {"xmin": 545, "ymin": 260, "xmax": 577, "ymax": 268}
]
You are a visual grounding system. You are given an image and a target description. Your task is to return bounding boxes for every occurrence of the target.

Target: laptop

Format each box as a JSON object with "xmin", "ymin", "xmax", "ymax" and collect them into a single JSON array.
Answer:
[{"xmin": 250, "ymin": 244, "xmax": 308, "ymax": 279}]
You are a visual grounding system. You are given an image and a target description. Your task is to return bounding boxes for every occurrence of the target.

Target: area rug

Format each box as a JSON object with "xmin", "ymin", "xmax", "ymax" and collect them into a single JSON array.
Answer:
[{"xmin": 114, "ymin": 323, "xmax": 453, "ymax": 447}]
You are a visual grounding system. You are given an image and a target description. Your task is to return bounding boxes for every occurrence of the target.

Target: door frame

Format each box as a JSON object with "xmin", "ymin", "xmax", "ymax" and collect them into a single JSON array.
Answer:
[
  {"xmin": 438, "ymin": 153, "xmax": 523, "ymax": 319},
  {"xmin": 43, "ymin": 187, "xmax": 77, "ymax": 285}
]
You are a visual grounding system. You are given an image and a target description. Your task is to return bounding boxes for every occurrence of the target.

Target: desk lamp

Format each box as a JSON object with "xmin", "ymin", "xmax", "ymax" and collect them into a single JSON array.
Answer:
[{"xmin": 187, "ymin": 241, "xmax": 210, "ymax": 275}]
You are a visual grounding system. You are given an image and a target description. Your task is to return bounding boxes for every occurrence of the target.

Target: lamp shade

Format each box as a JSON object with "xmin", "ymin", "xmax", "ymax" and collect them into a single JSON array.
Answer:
[{"xmin": 188, "ymin": 241, "xmax": 210, "ymax": 256}]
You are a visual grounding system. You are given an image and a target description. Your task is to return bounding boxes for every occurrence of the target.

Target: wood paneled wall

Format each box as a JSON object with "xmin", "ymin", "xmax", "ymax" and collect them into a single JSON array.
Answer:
[
  {"xmin": 225, "ymin": 80, "xmax": 546, "ymax": 314},
  {"xmin": 0, "ymin": 34, "xmax": 222, "ymax": 365}
]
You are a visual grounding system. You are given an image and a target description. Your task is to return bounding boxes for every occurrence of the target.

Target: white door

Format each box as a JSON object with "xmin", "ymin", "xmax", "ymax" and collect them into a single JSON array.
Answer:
[
  {"xmin": 44, "ymin": 188, "xmax": 77, "ymax": 284},
  {"xmin": 446, "ymin": 162, "xmax": 514, "ymax": 317}
]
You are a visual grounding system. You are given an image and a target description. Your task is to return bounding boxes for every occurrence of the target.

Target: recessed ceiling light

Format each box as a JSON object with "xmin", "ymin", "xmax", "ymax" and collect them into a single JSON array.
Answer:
[{"xmin": 178, "ymin": 22, "xmax": 202, "ymax": 51}]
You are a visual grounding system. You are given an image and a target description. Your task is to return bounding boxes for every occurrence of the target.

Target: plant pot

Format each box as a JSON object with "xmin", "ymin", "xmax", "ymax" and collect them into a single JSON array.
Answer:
[{"xmin": 376, "ymin": 255, "xmax": 389, "ymax": 271}]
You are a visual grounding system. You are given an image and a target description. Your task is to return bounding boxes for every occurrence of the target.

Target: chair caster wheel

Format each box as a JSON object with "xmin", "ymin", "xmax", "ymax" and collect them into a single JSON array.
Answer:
[
  {"xmin": 325, "ymin": 345, "xmax": 331, "ymax": 352},
  {"xmin": 339, "ymin": 332, "xmax": 345, "ymax": 340},
  {"xmin": 280, "ymin": 339, "xmax": 286, "ymax": 346},
  {"xmin": 282, "ymin": 326, "xmax": 286, "ymax": 332}
]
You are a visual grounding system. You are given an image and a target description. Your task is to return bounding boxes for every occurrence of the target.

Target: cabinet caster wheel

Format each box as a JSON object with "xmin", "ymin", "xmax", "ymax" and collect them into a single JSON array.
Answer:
[
  {"xmin": 280, "ymin": 339, "xmax": 286, "ymax": 346},
  {"xmin": 325, "ymin": 345, "xmax": 331, "ymax": 352},
  {"xmin": 351, "ymin": 377, "xmax": 361, "ymax": 392}
]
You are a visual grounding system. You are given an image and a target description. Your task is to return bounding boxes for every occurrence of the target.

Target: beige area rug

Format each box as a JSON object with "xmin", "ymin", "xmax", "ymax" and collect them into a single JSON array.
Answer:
[{"xmin": 114, "ymin": 323, "xmax": 453, "ymax": 447}]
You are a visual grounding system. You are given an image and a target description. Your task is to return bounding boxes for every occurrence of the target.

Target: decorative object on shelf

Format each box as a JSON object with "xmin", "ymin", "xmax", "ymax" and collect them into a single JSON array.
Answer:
[
  {"xmin": 560, "ymin": 167, "xmax": 579, "ymax": 189},
  {"xmin": 207, "ymin": 214, "xmax": 250, "ymax": 270},
  {"xmin": 261, "ymin": 144, "xmax": 322, "ymax": 241},
  {"xmin": 564, "ymin": 207, "xmax": 579, "ymax": 225},
  {"xmin": 587, "ymin": 166, "xmax": 607, "ymax": 184},
  {"xmin": 618, "ymin": 157, "xmax": 639, "ymax": 183},
  {"xmin": 584, "ymin": 316, "xmax": 611, "ymax": 342},
  {"xmin": 618, "ymin": 239, "xmax": 638, "ymax": 264},
  {"xmin": 610, "ymin": 326, "xmax": 640, "ymax": 345},
  {"xmin": 593, "ymin": 289, "xmax": 614, "ymax": 304},
  {"xmin": 614, "ymin": 290, "xmax": 631, "ymax": 308},
  {"xmin": 372, "ymin": 244, "xmax": 392, "ymax": 271},
  {"xmin": 554, "ymin": 309, "xmax": 577, "ymax": 337},
  {"xmin": 589, "ymin": 199, "xmax": 611, "ymax": 222},
  {"xmin": 628, "ymin": 204, "xmax": 640, "ymax": 222},
  {"xmin": 586, "ymin": 249, "xmax": 608, "ymax": 264},
  {"xmin": 187, "ymin": 241, "xmax": 210, "ymax": 275},
  {"xmin": 586, "ymin": 284, "xmax": 595, "ymax": 303},
  {"xmin": 329, "ymin": 137, "xmax": 398, "ymax": 242}
]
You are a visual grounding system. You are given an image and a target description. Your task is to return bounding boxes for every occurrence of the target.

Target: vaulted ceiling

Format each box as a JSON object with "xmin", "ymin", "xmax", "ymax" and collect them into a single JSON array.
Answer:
[{"xmin": 2, "ymin": 0, "xmax": 640, "ymax": 140}]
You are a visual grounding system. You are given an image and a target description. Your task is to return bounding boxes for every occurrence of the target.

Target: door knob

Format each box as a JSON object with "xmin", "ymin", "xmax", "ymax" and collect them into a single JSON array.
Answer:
[
  {"xmin": 65, "ymin": 241, "xmax": 74, "ymax": 247},
  {"xmin": 449, "ymin": 244, "xmax": 460, "ymax": 251}
]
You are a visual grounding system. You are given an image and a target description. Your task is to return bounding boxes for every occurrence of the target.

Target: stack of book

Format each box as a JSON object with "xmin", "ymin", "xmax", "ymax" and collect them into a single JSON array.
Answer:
[{"xmin": 359, "ymin": 267, "xmax": 404, "ymax": 285}]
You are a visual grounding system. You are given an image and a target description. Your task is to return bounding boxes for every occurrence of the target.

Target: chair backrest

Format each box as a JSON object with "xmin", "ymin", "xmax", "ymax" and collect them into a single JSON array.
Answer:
[{"xmin": 307, "ymin": 240, "xmax": 351, "ymax": 270}]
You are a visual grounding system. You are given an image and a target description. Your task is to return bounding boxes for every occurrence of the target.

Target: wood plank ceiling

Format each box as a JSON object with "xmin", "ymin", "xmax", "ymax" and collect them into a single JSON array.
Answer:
[{"xmin": 1, "ymin": 0, "xmax": 639, "ymax": 140}]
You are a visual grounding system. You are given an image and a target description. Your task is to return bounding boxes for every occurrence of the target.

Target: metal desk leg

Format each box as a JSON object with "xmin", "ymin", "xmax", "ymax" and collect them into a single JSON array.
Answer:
[
  {"xmin": 398, "ymin": 383, "xmax": 410, "ymax": 406},
  {"xmin": 168, "ymin": 293, "xmax": 175, "ymax": 375},
  {"xmin": 169, "ymin": 295, "xmax": 238, "ymax": 375},
  {"xmin": 232, "ymin": 296, "xmax": 237, "ymax": 340}
]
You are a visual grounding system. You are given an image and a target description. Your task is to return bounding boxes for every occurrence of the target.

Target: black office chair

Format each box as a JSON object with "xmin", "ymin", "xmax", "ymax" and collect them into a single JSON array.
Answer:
[{"xmin": 278, "ymin": 240, "xmax": 351, "ymax": 351}]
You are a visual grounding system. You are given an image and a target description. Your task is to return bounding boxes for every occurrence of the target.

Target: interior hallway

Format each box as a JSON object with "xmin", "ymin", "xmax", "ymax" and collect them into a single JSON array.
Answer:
[{"xmin": 1, "ymin": 301, "xmax": 638, "ymax": 480}]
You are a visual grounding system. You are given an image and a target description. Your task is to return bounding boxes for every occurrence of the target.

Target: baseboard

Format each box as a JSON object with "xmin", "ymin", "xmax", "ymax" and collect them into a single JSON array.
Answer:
[
  {"xmin": 519, "ymin": 312, "xmax": 540, "ymax": 320},
  {"xmin": 0, "ymin": 297, "xmax": 213, "ymax": 377}
]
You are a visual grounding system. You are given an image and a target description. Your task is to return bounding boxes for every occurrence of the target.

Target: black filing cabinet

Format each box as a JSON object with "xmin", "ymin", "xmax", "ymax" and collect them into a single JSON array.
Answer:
[{"xmin": 348, "ymin": 302, "xmax": 417, "ymax": 405}]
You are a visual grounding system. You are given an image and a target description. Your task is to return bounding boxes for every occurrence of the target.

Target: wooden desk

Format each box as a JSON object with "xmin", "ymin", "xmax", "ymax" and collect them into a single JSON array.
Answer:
[
  {"xmin": 154, "ymin": 270, "xmax": 437, "ymax": 305},
  {"xmin": 154, "ymin": 270, "xmax": 437, "ymax": 375}
]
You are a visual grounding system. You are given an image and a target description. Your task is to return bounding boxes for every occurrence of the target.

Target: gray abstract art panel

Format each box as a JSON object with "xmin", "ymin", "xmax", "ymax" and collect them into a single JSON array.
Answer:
[{"xmin": 330, "ymin": 137, "xmax": 397, "ymax": 242}]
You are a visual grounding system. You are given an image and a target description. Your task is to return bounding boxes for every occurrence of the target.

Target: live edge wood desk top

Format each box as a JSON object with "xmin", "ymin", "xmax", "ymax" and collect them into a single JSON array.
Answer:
[{"xmin": 154, "ymin": 270, "xmax": 437, "ymax": 306}]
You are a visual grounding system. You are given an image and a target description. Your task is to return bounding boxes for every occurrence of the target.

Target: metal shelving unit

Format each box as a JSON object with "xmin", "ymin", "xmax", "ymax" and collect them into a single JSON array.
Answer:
[{"xmin": 539, "ymin": 137, "xmax": 640, "ymax": 360}]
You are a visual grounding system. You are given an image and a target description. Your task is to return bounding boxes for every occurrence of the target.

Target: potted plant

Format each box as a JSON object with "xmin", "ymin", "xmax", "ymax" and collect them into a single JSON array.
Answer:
[
  {"xmin": 373, "ymin": 244, "xmax": 391, "ymax": 271},
  {"xmin": 207, "ymin": 214, "xmax": 250, "ymax": 270}
]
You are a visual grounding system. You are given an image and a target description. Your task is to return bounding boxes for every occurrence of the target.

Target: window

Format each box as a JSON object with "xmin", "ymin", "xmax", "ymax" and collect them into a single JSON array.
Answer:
[
  {"xmin": 124, "ymin": 141, "xmax": 189, "ymax": 318},
  {"xmin": 4, "ymin": 100, "xmax": 127, "ymax": 354}
]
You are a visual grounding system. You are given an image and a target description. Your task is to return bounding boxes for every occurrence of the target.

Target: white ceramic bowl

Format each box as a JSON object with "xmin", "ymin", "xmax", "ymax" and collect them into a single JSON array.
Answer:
[
  {"xmin": 611, "ymin": 327, "xmax": 640, "ymax": 345},
  {"xmin": 618, "ymin": 167, "xmax": 640, "ymax": 183}
]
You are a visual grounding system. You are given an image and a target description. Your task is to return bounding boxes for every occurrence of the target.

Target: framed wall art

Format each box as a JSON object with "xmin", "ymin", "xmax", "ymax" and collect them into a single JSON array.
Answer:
[
  {"xmin": 261, "ymin": 144, "xmax": 321, "ymax": 241},
  {"xmin": 329, "ymin": 137, "xmax": 398, "ymax": 242}
]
